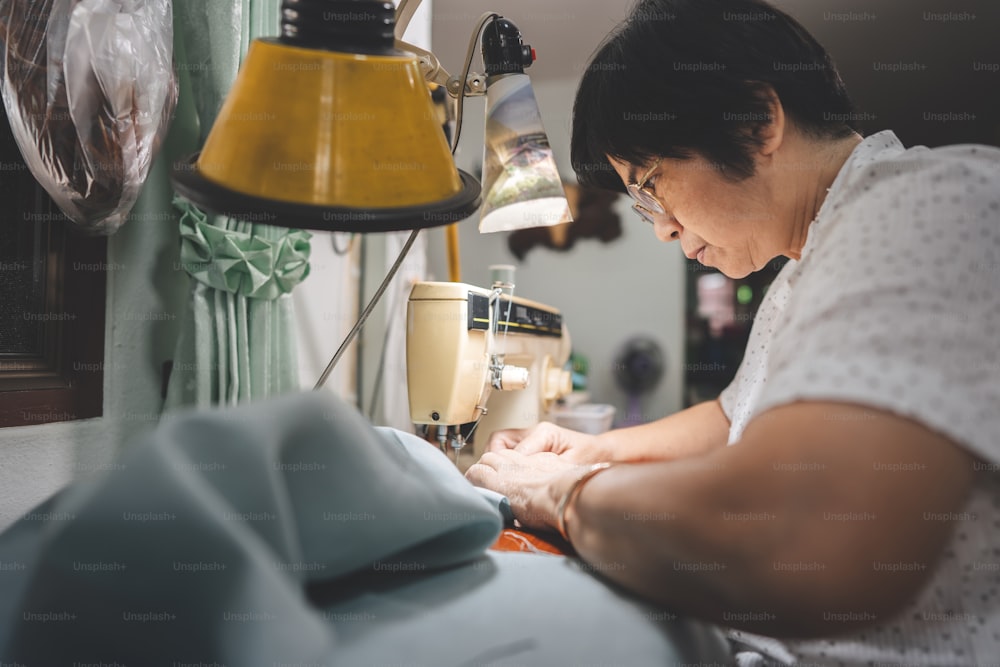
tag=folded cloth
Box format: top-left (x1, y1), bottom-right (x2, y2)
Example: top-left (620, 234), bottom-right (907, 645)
top-left (0, 390), bottom-right (502, 665)
top-left (476, 486), bottom-right (515, 523)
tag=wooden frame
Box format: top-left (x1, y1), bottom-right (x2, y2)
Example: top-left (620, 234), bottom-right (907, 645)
top-left (0, 109), bottom-right (106, 427)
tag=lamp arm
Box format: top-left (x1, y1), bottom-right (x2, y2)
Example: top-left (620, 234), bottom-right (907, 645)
top-left (393, 38), bottom-right (490, 100)
top-left (394, 38), bottom-right (454, 89)
top-left (394, 0), bottom-right (421, 39)
top-left (394, 11), bottom-right (497, 155)
top-left (445, 11), bottom-right (498, 152)
top-left (453, 12), bottom-right (499, 98)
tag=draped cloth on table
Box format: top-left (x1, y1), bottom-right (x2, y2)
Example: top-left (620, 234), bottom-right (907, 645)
top-left (0, 391), bottom-right (734, 666)
top-left (0, 391), bottom-right (503, 663)
top-left (165, 0), bottom-right (310, 409)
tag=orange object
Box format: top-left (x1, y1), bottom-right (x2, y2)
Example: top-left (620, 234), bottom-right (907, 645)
top-left (445, 223), bottom-right (461, 282)
top-left (490, 528), bottom-right (572, 556)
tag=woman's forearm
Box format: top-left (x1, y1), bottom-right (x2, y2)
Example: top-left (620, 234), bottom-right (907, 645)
top-left (559, 402), bottom-right (974, 637)
top-left (562, 451), bottom-right (764, 628)
top-left (597, 399), bottom-right (730, 463)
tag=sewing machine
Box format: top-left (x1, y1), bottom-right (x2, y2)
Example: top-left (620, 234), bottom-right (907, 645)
top-left (406, 281), bottom-right (573, 461)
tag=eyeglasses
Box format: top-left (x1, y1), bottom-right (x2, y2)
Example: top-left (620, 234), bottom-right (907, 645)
top-left (626, 159), bottom-right (665, 225)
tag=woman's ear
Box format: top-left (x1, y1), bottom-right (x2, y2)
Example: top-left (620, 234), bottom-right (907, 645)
top-left (755, 84), bottom-right (786, 157)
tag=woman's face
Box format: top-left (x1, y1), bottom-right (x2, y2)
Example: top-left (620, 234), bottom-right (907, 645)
top-left (609, 153), bottom-right (781, 279)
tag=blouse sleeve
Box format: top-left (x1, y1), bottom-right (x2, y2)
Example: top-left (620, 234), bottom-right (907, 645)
top-left (752, 146), bottom-right (1000, 464)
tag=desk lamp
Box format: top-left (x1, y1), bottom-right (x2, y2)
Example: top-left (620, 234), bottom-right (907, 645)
top-left (171, 0), bottom-right (571, 386)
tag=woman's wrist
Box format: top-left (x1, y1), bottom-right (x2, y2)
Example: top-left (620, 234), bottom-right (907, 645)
top-left (595, 426), bottom-right (660, 462)
top-left (555, 462), bottom-right (616, 543)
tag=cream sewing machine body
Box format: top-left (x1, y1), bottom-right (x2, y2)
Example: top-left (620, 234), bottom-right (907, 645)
top-left (406, 281), bottom-right (572, 459)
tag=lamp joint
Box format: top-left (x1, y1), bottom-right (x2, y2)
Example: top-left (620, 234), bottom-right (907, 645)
top-left (447, 73), bottom-right (487, 98)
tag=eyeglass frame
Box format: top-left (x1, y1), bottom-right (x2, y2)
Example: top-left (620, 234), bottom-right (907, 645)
top-left (626, 158), bottom-right (665, 225)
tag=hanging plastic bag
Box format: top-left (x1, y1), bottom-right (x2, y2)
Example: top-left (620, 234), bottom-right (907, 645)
top-left (0, 0), bottom-right (177, 234)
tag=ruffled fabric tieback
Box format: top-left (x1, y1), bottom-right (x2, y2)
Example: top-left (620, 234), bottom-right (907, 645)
top-left (174, 196), bottom-right (312, 299)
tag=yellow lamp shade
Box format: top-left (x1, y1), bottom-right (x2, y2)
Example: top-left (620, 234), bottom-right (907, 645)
top-left (173, 32), bottom-right (480, 231)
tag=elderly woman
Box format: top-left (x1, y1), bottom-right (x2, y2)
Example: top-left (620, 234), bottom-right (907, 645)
top-left (466, 0), bottom-right (1000, 664)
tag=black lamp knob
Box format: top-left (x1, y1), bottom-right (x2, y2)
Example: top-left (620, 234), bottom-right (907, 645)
top-left (280, 0), bottom-right (396, 54)
top-left (482, 17), bottom-right (535, 78)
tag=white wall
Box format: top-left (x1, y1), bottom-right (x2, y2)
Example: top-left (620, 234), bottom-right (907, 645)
top-left (293, 232), bottom-right (361, 400)
top-left (423, 78), bottom-right (687, 423)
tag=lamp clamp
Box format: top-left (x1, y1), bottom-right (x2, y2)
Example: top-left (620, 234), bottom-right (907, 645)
top-left (396, 10), bottom-right (534, 100)
top-left (396, 38), bottom-right (489, 98)
top-left (448, 73), bottom-right (488, 98)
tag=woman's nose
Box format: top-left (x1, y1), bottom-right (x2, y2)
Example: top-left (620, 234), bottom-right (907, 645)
top-left (654, 216), bottom-right (682, 242)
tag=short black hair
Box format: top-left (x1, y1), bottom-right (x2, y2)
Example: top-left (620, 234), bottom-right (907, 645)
top-left (571, 0), bottom-right (858, 190)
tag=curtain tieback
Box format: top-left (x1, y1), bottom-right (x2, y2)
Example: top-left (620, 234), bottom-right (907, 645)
top-left (174, 197), bottom-right (311, 299)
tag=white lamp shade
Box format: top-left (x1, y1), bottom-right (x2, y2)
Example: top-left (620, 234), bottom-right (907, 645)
top-left (479, 73), bottom-right (573, 233)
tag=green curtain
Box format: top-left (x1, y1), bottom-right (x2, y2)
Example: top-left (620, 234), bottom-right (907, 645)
top-left (165, 0), bottom-right (311, 409)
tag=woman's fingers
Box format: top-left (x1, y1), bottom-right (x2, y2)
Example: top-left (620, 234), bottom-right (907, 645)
top-left (466, 450), bottom-right (576, 531)
top-left (515, 423), bottom-right (568, 455)
top-left (464, 457), bottom-right (498, 489)
top-left (485, 427), bottom-right (531, 453)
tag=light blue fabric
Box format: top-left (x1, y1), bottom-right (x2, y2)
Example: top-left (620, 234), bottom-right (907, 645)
top-left (0, 391), bottom-right (502, 664)
top-left (0, 391), bottom-right (734, 665)
top-left (477, 486), bottom-right (516, 523)
top-left (317, 549), bottom-right (735, 667)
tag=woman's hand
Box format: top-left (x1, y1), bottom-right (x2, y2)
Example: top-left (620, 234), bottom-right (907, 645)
top-left (484, 421), bottom-right (614, 464)
top-left (466, 449), bottom-right (583, 532)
